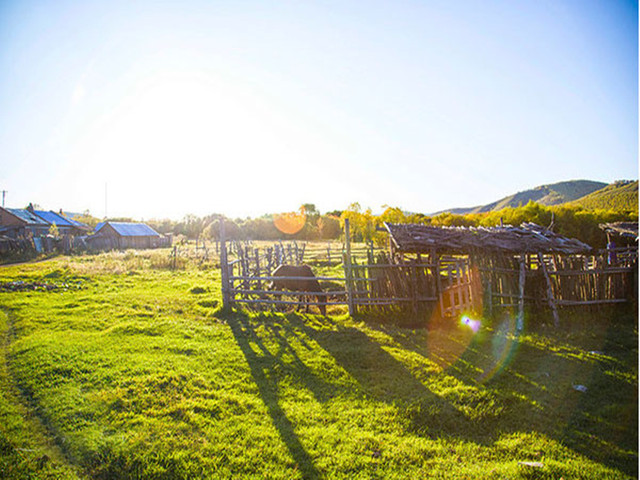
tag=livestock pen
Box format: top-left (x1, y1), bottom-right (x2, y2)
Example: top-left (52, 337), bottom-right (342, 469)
top-left (218, 220), bottom-right (638, 322)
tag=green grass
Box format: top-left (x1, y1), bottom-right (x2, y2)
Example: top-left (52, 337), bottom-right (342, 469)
top-left (0, 251), bottom-right (637, 478)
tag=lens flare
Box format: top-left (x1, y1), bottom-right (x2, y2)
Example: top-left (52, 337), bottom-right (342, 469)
top-left (273, 211), bottom-right (306, 235)
top-left (460, 314), bottom-right (481, 333)
top-left (478, 312), bottom-right (523, 383)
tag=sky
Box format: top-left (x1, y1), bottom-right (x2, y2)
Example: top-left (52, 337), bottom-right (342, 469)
top-left (0, 0), bottom-right (637, 220)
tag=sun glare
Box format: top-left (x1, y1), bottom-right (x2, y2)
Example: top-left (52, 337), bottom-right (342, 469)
top-left (273, 211), bottom-right (307, 235)
top-left (71, 70), bottom-right (325, 216)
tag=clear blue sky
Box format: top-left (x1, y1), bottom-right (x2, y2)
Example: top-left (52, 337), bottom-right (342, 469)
top-left (0, 0), bottom-right (637, 219)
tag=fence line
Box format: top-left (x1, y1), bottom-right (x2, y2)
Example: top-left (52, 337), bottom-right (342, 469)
top-left (219, 221), bottom-right (637, 319)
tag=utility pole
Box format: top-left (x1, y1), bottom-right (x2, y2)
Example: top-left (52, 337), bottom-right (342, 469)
top-left (1, 190), bottom-right (6, 208)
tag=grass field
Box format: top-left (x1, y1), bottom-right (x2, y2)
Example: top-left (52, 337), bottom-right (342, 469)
top-left (0, 249), bottom-right (637, 479)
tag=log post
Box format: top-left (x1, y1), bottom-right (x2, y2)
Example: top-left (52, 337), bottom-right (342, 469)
top-left (220, 219), bottom-right (231, 310)
top-left (518, 254), bottom-right (526, 327)
top-left (344, 219), bottom-right (356, 316)
top-left (487, 273), bottom-right (493, 318)
top-left (254, 248), bottom-right (261, 293)
top-left (436, 254), bottom-right (444, 317)
top-left (538, 253), bottom-right (559, 327)
top-left (411, 259), bottom-right (418, 314)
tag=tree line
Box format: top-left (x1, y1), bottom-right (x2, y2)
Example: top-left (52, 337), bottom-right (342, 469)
top-left (87, 201), bottom-right (636, 249)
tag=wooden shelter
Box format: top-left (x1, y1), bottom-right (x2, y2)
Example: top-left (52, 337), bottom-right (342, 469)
top-left (219, 220), bottom-right (636, 322)
top-left (382, 222), bottom-right (636, 323)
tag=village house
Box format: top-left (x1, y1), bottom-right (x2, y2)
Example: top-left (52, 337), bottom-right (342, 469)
top-left (0, 206), bottom-right (49, 237)
top-left (0, 204), bottom-right (90, 237)
top-left (89, 221), bottom-right (168, 249)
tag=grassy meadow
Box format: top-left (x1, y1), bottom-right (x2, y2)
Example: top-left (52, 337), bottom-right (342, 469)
top-left (0, 248), bottom-right (637, 479)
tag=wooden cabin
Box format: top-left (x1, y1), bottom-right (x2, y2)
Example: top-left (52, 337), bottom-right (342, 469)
top-left (90, 222), bottom-right (167, 249)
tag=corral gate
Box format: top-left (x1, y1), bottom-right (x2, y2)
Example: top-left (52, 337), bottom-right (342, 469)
top-left (219, 220), bottom-right (478, 318)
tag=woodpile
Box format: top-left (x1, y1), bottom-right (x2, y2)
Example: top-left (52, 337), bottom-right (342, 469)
top-left (384, 222), bottom-right (592, 255)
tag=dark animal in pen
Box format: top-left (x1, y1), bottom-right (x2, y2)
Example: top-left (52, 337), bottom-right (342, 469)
top-left (271, 264), bottom-right (327, 315)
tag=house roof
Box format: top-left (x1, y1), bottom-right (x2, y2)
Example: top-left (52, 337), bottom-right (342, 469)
top-left (96, 222), bottom-right (161, 237)
top-left (33, 210), bottom-right (75, 227)
top-left (5, 208), bottom-right (48, 225)
top-left (383, 222), bottom-right (593, 255)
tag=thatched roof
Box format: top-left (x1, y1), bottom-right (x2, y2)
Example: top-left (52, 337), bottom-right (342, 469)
top-left (599, 222), bottom-right (638, 240)
top-left (384, 222), bottom-right (592, 255)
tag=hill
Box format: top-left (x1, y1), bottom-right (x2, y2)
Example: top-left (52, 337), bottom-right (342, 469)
top-left (568, 180), bottom-right (638, 212)
top-left (434, 180), bottom-right (607, 215)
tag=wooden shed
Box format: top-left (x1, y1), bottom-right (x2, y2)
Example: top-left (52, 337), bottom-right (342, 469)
top-left (90, 222), bottom-right (166, 250)
top-left (380, 222), bottom-right (636, 322)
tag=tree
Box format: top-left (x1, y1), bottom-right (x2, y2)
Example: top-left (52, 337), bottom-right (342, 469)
top-left (48, 222), bottom-right (60, 238)
top-left (318, 215), bottom-right (341, 239)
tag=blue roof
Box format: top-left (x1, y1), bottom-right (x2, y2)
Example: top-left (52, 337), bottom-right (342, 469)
top-left (6, 208), bottom-right (47, 225)
top-left (33, 210), bottom-right (75, 227)
top-left (97, 222), bottom-right (160, 237)
top-left (57, 212), bottom-right (88, 228)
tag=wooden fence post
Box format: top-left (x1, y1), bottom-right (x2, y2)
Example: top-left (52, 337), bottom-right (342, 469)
top-left (436, 254), bottom-right (443, 316)
top-left (538, 253), bottom-right (559, 327)
top-left (220, 219), bottom-right (231, 310)
top-left (344, 219), bottom-right (356, 316)
top-left (254, 248), bottom-right (261, 293)
top-left (518, 255), bottom-right (526, 327)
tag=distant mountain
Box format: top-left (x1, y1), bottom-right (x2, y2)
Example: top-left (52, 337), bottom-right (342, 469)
top-left (568, 180), bottom-right (638, 212)
top-left (433, 180), bottom-right (608, 215)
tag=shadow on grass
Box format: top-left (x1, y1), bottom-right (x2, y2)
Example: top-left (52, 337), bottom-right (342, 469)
top-left (366, 310), bottom-right (639, 477)
top-left (227, 310), bottom-right (478, 442)
top-left (226, 307), bottom-right (637, 477)
top-left (226, 312), bottom-right (322, 480)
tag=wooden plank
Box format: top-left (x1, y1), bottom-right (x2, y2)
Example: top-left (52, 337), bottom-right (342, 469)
top-left (230, 289), bottom-right (348, 297)
top-left (352, 263), bottom-right (437, 269)
top-left (488, 274), bottom-right (493, 317)
top-left (344, 219), bottom-right (356, 316)
top-left (220, 219), bottom-right (231, 309)
top-left (518, 255), bottom-right (526, 321)
top-left (233, 298), bottom-right (346, 307)
top-left (436, 256), bottom-right (444, 316)
top-left (229, 275), bottom-right (351, 282)
top-left (546, 268), bottom-right (635, 275)
top-left (556, 298), bottom-right (628, 306)
top-left (354, 297), bottom-right (438, 306)
top-left (538, 252), bottom-right (559, 327)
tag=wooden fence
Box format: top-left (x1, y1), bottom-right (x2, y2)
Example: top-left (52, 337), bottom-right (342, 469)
top-left (220, 220), bottom-right (638, 320)
top-left (220, 220), bottom-right (484, 317)
top-left (476, 248), bottom-right (637, 325)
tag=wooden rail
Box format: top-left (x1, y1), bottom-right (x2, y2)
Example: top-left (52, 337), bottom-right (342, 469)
top-left (219, 220), bottom-right (637, 318)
